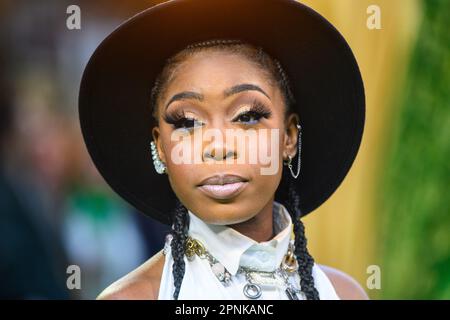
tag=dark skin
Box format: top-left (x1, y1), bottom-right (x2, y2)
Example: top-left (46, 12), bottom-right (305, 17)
top-left (152, 51), bottom-right (293, 234)
top-left (98, 50), bottom-right (369, 299)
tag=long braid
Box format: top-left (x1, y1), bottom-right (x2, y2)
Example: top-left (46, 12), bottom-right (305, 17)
top-left (284, 178), bottom-right (320, 300)
top-left (169, 199), bottom-right (189, 300)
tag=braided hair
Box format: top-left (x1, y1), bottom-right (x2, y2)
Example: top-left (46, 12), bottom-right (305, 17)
top-left (151, 39), bottom-right (319, 300)
top-left (283, 172), bottom-right (320, 300)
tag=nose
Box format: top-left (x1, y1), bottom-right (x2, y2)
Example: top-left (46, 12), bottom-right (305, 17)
top-left (203, 147), bottom-right (237, 161)
top-left (202, 132), bottom-right (237, 162)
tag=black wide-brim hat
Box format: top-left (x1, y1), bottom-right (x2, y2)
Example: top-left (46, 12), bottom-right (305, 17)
top-left (79, 0), bottom-right (365, 226)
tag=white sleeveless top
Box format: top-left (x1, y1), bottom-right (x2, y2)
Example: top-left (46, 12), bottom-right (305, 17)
top-left (158, 201), bottom-right (340, 300)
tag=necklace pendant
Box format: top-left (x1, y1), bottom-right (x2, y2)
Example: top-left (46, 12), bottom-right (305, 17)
top-left (211, 262), bottom-right (232, 286)
top-left (185, 236), bottom-right (206, 259)
top-left (285, 287), bottom-right (299, 300)
top-left (243, 283), bottom-right (262, 299)
top-left (282, 243), bottom-right (299, 273)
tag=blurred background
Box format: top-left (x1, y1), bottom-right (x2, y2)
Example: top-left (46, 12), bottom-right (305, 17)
top-left (0, 0), bottom-right (448, 299)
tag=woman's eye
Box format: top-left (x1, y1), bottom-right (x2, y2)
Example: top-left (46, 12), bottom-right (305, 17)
top-left (174, 117), bottom-right (204, 129)
top-left (232, 100), bottom-right (272, 125)
top-left (234, 111), bottom-right (264, 125)
top-left (163, 111), bottom-right (205, 131)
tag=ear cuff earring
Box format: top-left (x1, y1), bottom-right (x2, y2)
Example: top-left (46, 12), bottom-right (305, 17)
top-left (150, 141), bottom-right (167, 174)
top-left (284, 124), bottom-right (302, 179)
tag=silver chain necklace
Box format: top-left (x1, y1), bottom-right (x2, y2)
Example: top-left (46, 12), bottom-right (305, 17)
top-left (237, 261), bottom-right (303, 300)
top-left (183, 233), bottom-right (303, 300)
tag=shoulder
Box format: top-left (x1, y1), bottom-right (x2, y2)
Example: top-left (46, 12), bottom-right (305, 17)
top-left (318, 264), bottom-right (369, 300)
top-left (97, 249), bottom-right (165, 300)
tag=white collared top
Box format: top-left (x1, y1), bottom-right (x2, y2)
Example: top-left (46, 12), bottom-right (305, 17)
top-left (157, 201), bottom-right (340, 300)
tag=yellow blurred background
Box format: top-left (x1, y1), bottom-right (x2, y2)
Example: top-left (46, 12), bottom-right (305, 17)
top-left (301, 0), bottom-right (421, 298)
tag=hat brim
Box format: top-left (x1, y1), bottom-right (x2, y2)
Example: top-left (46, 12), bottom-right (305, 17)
top-left (79, 0), bottom-right (365, 225)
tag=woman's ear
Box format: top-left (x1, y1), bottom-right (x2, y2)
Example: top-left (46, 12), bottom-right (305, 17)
top-left (283, 113), bottom-right (300, 160)
top-left (151, 126), bottom-right (167, 164)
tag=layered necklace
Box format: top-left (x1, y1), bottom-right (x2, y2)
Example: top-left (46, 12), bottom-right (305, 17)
top-left (183, 228), bottom-right (304, 300)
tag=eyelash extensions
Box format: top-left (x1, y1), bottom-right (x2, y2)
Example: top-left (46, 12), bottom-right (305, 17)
top-left (232, 99), bottom-right (272, 124)
top-left (163, 99), bottom-right (273, 130)
top-left (163, 109), bottom-right (203, 130)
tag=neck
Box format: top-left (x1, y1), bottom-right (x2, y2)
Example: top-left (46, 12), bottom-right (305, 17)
top-left (227, 197), bottom-right (274, 243)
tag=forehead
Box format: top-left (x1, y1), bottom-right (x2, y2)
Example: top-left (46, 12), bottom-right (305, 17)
top-left (163, 50), bottom-right (276, 100)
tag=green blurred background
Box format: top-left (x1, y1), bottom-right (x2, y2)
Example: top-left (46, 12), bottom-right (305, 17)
top-left (378, 0), bottom-right (450, 299)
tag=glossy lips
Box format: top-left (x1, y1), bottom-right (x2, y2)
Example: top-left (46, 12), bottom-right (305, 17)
top-left (197, 174), bottom-right (249, 200)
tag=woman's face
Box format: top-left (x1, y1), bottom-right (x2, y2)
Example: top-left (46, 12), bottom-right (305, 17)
top-left (152, 50), bottom-right (299, 225)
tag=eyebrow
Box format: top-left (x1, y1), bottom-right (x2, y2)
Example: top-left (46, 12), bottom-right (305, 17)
top-left (165, 83), bottom-right (271, 110)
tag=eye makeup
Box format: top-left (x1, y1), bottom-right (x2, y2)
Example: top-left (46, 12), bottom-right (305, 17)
top-left (163, 98), bottom-right (273, 130)
top-left (231, 98), bottom-right (272, 124)
top-left (162, 109), bottom-right (204, 130)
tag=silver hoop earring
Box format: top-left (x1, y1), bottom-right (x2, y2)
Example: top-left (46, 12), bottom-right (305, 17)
top-left (150, 141), bottom-right (167, 174)
top-left (284, 124), bottom-right (302, 179)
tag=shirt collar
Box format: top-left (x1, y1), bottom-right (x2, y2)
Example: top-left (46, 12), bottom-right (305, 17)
top-left (187, 201), bottom-right (293, 275)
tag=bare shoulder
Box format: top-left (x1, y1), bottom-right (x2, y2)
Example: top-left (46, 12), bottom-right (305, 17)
top-left (318, 264), bottom-right (369, 300)
top-left (97, 249), bottom-right (165, 300)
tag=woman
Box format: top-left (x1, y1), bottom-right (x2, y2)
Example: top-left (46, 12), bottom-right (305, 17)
top-left (79, 0), bottom-right (368, 300)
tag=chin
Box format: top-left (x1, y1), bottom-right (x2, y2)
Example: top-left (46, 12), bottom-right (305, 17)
top-left (197, 203), bottom-right (256, 226)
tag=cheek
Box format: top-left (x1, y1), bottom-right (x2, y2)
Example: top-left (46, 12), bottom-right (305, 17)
top-left (247, 127), bottom-right (284, 202)
top-left (244, 130), bottom-right (283, 203)
top-left (260, 114), bottom-right (286, 160)
top-left (166, 163), bottom-right (197, 204)
top-left (158, 130), bottom-right (197, 198)
top-left (247, 127), bottom-right (284, 179)
top-left (256, 128), bottom-right (284, 159)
